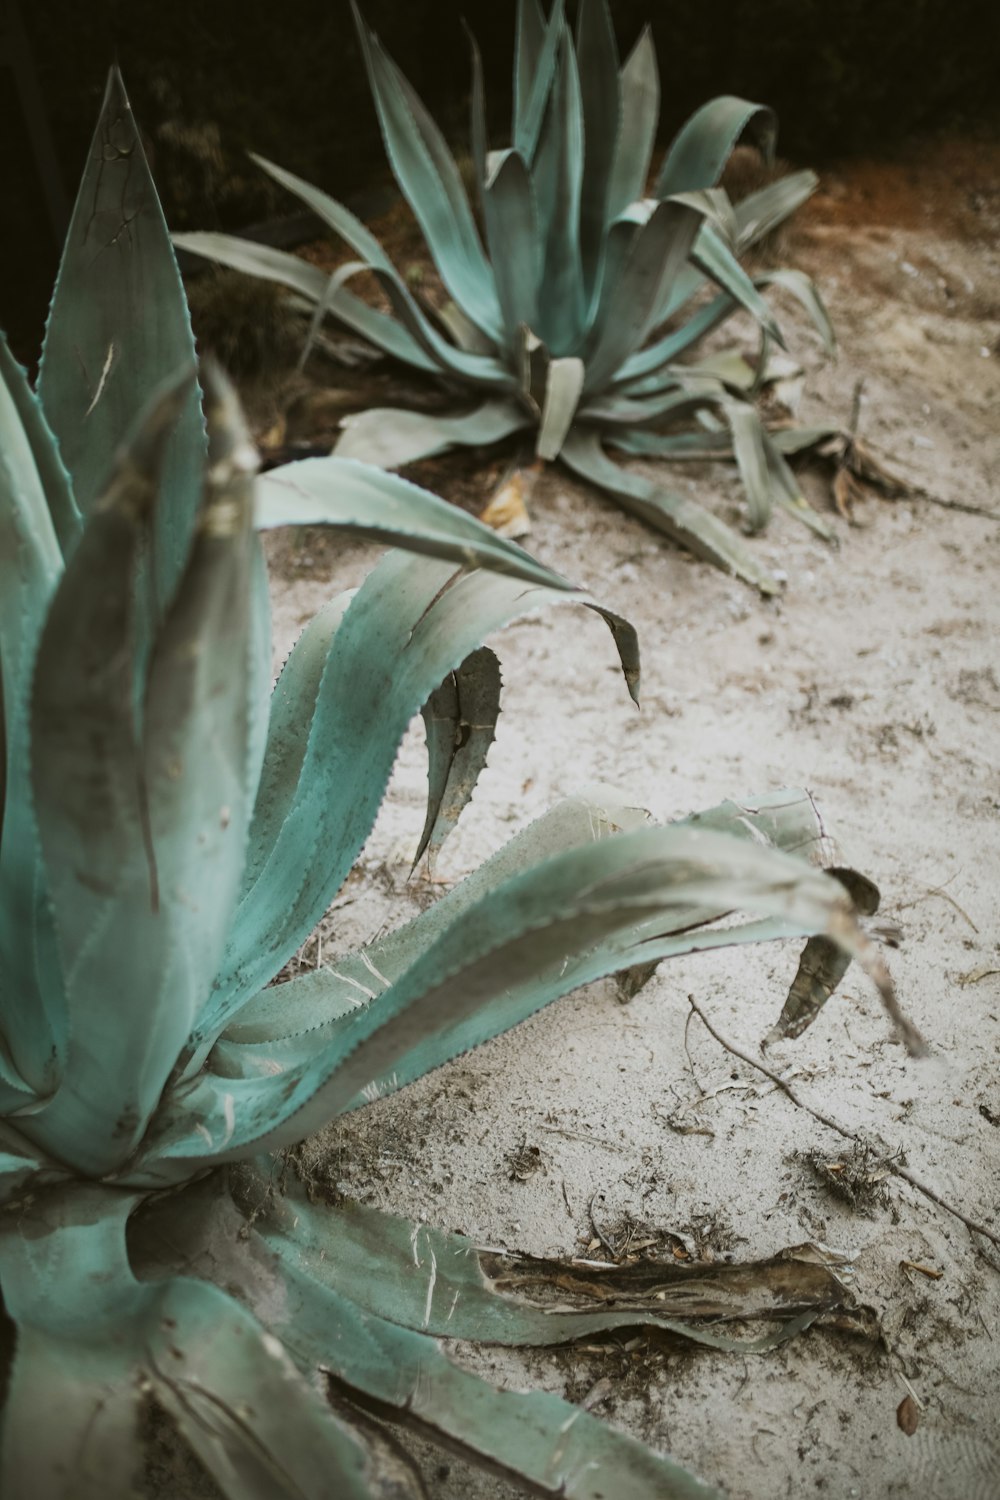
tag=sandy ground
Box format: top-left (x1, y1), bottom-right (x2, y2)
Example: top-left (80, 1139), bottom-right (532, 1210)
top-left (230, 136), bottom-right (1000, 1499)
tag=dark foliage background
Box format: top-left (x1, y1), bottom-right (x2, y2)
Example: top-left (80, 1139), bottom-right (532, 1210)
top-left (4, 0), bottom-right (996, 359)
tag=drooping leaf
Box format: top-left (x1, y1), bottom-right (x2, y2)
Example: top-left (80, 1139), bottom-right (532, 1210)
top-left (654, 95), bottom-right (777, 197)
top-left (173, 231), bottom-right (442, 375)
top-left (335, 397), bottom-right (530, 469)
top-left (755, 267), bottom-right (837, 356)
top-left (416, 646), bottom-right (502, 868)
top-left (247, 1214), bottom-right (725, 1500)
top-left (255, 454), bottom-right (566, 590)
top-left (144, 811), bottom-right (895, 1175)
top-left (251, 1177), bottom-right (853, 1354)
top-left (182, 550), bottom-right (638, 1068)
top-left (734, 168), bottom-right (818, 252)
top-left (561, 427), bottom-right (781, 593)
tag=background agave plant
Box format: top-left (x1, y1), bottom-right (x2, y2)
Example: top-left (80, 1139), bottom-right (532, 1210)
top-left (176, 0), bottom-right (839, 594)
top-left (0, 66), bottom-right (920, 1500)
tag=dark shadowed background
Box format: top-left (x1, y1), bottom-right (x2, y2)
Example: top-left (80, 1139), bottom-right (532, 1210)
top-left (3, 0), bottom-right (996, 361)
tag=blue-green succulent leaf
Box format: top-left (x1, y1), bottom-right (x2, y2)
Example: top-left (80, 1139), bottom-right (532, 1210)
top-left (351, 5), bottom-right (501, 336)
top-left (482, 150), bottom-right (542, 344)
top-left (209, 786), bottom-right (873, 1107)
top-left (248, 1216), bottom-right (725, 1500)
top-left (255, 455), bottom-right (562, 587)
top-left (37, 66), bottom-right (204, 610)
top-left (611, 289), bottom-right (736, 387)
top-left (607, 27), bottom-right (660, 219)
top-left (584, 199), bottom-right (706, 392)
top-left (561, 427), bottom-right (780, 593)
top-left (537, 355), bottom-right (585, 459)
top-left (0, 336), bottom-right (79, 560)
top-left (216, 786), bottom-right (648, 1054)
top-left (195, 549), bottom-right (637, 1054)
top-left (514, 0), bottom-right (567, 162)
top-left (532, 30), bottom-right (587, 354)
top-left (756, 267), bottom-right (837, 355)
top-left (0, 342), bottom-right (68, 1099)
top-left (335, 397), bottom-right (531, 469)
top-left (691, 224), bottom-right (784, 345)
top-left (144, 817), bottom-right (886, 1174)
top-left (654, 95), bottom-right (777, 197)
top-left (173, 230), bottom-right (442, 375)
top-left (256, 1183), bottom-right (841, 1356)
top-left (0, 1185), bottom-right (374, 1500)
top-left (575, 0), bottom-right (622, 299)
top-left (26, 371), bottom-right (255, 1174)
top-left (734, 168), bottom-right (818, 251)
top-left (416, 645), bottom-right (501, 867)
top-left (245, 157), bottom-right (510, 387)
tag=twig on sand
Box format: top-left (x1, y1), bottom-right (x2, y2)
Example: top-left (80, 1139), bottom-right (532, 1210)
top-left (686, 995), bottom-right (1000, 1254)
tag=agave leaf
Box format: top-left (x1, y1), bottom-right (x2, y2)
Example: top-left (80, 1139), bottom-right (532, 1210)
top-left (335, 397), bottom-right (530, 468)
top-left (537, 356), bottom-right (585, 459)
top-left (416, 646), bottom-right (501, 867)
top-left (0, 1185), bottom-right (374, 1500)
top-left (762, 436), bottom-right (838, 542)
top-left (251, 1180), bottom-right (845, 1356)
top-left (735, 168), bottom-right (819, 252)
top-left (561, 426), bottom-right (780, 593)
top-left (216, 786), bottom-right (649, 1053)
top-left (532, 29), bottom-right (587, 354)
top-left (655, 95), bottom-right (777, 197)
top-left (0, 344), bottom-right (68, 1098)
top-left (691, 224), bottom-right (784, 345)
top-left (211, 786), bottom-right (878, 1101)
top-left (0, 1327), bottom-right (147, 1500)
top-left (173, 231), bottom-right (442, 376)
top-left (255, 455), bottom-right (563, 589)
top-left (27, 371), bottom-right (256, 1173)
top-left (188, 550), bottom-right (638, 1061)
top-left (246, 156), bottom-right (509, 388)
top-left (514, 0), bottom-right (567, 162)
top-left (146, 812), bottom-right (891, 1174)
top-left (584, 200), bottom-right (707, 392)
top-left (612, 289), bottom-right (737, 387)
top-left (607, 26), bottom-right (660, 220)
top-left (575, 0), bottom-right (622, 300)
top-left (0, 336), bottom-right (79, 560)
top-left (482, 150), bottom-right (542, 344)
top-left (351, 5), bottom-right (501, 337)
top-left (240, 1219), bottom-right (723, 1500)
top-left (147, 1277), bottom-right (374, 1500)
top-left (0, 340), bottom-right (64, 714)
top-left (37, 67), bottom-right (204, 609)
top-left (755, 267), bottom-right (837, 356)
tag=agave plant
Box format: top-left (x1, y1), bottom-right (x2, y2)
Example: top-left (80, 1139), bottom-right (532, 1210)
top-left (176, 0), bottom-right (839, 594)
top-left (0, 66), bottom-right (921, 1500)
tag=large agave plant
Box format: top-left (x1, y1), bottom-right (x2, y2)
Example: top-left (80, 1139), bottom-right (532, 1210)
top-left (177, 0), bottom-right (838, 593)
top-left (0, 68), bottom-right (918, 1500)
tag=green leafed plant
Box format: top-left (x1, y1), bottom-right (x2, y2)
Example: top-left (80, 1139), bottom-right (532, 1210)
top-left (0, 66), bottom-right (920, 1500)
top-left (176, 0), bottom-right (839, 594)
